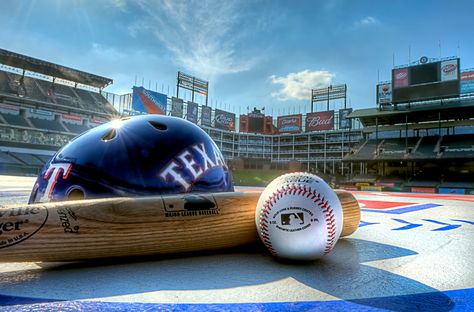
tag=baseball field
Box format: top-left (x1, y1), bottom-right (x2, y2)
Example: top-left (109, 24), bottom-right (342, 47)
top-left (1, 174), bottom-right (473, 310)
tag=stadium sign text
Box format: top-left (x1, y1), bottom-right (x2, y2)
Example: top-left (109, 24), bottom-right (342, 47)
top-left (307, 115), bottom-right (334, 127)
top-left (215, 114), bottom-right (233, 126)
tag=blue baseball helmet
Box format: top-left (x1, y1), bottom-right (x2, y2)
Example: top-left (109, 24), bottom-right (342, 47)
top-left (29, 115), bottom-right (234, 203)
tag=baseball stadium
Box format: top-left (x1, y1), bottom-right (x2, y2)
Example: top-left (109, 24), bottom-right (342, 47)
top-left (0, 49), bottom-right (473, 193)
top-left (0, 1), bottom-right (474, 311)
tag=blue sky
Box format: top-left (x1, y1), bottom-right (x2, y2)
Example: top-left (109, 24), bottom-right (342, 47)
top-left (1, 0), bottom-right (473, 116)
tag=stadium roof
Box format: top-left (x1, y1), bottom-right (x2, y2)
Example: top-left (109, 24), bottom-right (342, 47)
top-left (0, 49), bottom-right (112, 89)
top-left (349, 98), bottom-right (474, 127)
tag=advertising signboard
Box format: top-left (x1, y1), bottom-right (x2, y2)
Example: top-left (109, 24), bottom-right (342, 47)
top-left (440, 59), bottom-right (459, 81)
top-left (306, 111), bottom-right (334, 132)
top-left (171, 97), bottom-right (184, 117)
top-left (62, 114), bottom-right (82, 124)
top-left (201, 106), bottom-right (212, 127)
top-left (277, 114), bottom-right (302, 134)
top-left (339, 108), bottom-right (353, 129)
top-left (411, 187), bottom-right (436, 193)
top-left (438, 188), bottom-right (465, 194)
top-left (214, 109), bottom-right (235, 131)
top-left (377, 83), bottom-right (392, 104)
top-left (90, 117), bottom-right (108, 127)
top-left (132, 86), bottom-right (167, 115)
top-left (461, 71), bottom-right (474, 94)
top-left (393, 68), bottom-right (409, 89)
top-left (186, 101), bottom-right (198, 124)
top-left (29, 109), bottom-right (54, 120)
top-left (0, 103), bottom-right (19, 114)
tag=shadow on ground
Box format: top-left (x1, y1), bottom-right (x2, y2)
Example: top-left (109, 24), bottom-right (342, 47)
top-left (0, 238), bottom-right (455, 311)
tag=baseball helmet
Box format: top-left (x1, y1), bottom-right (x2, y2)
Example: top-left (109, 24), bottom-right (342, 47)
top-left (29, 115), bottom-right (234, 203)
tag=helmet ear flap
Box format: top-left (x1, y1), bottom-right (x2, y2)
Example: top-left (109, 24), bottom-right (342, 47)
top-left (28, 183), bottom-right (39, 204)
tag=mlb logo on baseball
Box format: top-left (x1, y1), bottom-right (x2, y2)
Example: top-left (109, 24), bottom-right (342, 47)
top-left (281, 212), bottom-right (305, 226)
top-left (256, 173), bottom-right (344, 260)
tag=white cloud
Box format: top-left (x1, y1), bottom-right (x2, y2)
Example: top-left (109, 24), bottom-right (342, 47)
top-left (354, 16), bottom-right (380, 28)
top-left (270, 70), bottom-right (334, 101)
top-left (126, 0), bottom-right (253, 80)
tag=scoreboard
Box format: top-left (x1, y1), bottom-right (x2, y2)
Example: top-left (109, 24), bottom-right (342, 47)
top-left (248, 115), bottom-right (264, 133)
top-left (391, 58), bottom-right (460, 104)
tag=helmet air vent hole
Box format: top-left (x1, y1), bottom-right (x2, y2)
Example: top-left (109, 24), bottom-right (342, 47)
top-left (68, 189), bottom-right (85, 201)
top-left (102, 129), bottom-right (117, 142)
top-left (149, 121), bottom-right (167, 131)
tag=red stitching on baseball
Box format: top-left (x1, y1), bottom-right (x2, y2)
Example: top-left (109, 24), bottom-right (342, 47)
top-left (257, 182), bottom-right (337, 257)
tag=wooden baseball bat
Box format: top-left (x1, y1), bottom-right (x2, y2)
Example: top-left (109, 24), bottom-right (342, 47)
top-left (0, 190), bottom-right (360, 262)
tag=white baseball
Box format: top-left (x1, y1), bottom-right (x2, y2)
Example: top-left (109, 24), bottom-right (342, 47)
top-left (255, 172), bottom-right (343, 260)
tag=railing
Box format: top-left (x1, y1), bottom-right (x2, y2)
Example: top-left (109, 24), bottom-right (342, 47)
top-left (0, 125), bottom-right (72, 147)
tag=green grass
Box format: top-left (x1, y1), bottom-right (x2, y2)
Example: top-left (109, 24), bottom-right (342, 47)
top-left (231, 169), bottom-right (290, 186)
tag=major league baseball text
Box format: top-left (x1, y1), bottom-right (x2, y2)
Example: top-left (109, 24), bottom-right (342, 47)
top-left (256, 173), bottom-right (343, 260)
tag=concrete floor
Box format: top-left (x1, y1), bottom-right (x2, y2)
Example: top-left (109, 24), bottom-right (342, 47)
top-left (0, 176), bottom-right (473, 311)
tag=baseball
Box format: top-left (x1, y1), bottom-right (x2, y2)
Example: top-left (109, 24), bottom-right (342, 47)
top-left (255, 172), bottom-right (343, 260)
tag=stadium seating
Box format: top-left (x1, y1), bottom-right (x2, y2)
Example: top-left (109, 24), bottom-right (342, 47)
top-left (8, 152), bottom-right (44, 166)
top-left (62, 123), bottom-right (90, 134)
top-left (411, 136), bottom-right (439, 159)
top-left (440, 134), bottom-right (474, 158)
top-left (0, 151), bottom-right (24, 165)
top-left (441, 134), bottom-right (474, 150)
top-left (0, 59), bottom-right (117, 175)
top-left (51, 82), bottom-right (77, 98)
top-left (73, 87), bottom-right (117, 114)
top-left (377, 137), bottom-right (419, 160)
top-left (350, 173), bottom-right (377, 183)
top-left (0, 71), bottom-right (49, 102)
top-left (33, 78), bottom-right (55, 95)
top-left (404, 180), bottom-right (438, 188)
top-left (0, 149), bottom-right (54, 176)
top-left (1, 107), bottom-right (95, 135)
top-left (344, 139), bottom-right (377, 160)
top-left (0, 112), bottom-right (31, 128)
top-left (23, 76), bottom-right (50, 102)
top-left (34, 154), bottom-right (52, 164)
top-left (0, 69), bottom-right (117, 116)
top-left (344, 135), bottom-right (473, 161)
top-left (439, 181), bottom-right (474, 189)
top-left (74, 87), bottom-right (97, 103)
top-left (0, 71), bottom-right (17, 94)
top-left (28, 117), bottom-right (67, 132)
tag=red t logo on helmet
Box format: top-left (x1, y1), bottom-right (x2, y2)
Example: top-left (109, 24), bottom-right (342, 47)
top-left (39, 163), bottom-right (72, 202)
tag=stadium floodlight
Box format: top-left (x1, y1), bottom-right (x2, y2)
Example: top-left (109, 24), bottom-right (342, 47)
top-left (176, 72), bottom-right (209, 106)
top-left (311, 84), bottom-right (347, 112)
